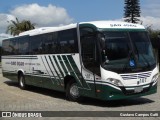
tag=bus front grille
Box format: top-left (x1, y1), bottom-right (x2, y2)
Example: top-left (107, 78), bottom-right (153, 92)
top-left (120, 71), bottom-right (152, 80)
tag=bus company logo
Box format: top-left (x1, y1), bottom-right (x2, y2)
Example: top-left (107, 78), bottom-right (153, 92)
top-left (2, 112), bottom-right (11, 117)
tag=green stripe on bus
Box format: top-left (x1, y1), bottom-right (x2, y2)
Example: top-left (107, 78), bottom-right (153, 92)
top-left (53, 56), bottom-right (64, 77)
top-left (62, 55), bottom-right (82, 86)
top-left (67, 55), bottom-right (81, 73)
top-left (45, 56), bottom-right (59, 84)
top-left (57, 55), bottom-right (68, 75)
top-left (48, 55), bottom-right (62, 84)
top-left (62, 55), bottom-right (73, 72)
top-left (67, 55), bottom-right (90, 89)
top-left (41, 56), bottom-right (55, 85)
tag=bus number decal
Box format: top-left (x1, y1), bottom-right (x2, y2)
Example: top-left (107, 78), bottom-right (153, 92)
top-left (137, 78), bottom-right (147, 85)
top-left (85, 74), bottom-right (91, 79)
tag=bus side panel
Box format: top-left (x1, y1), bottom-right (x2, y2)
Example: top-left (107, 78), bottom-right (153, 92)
top-left (27, 55), bottom-right (64, 91)
top-left (78, 82), bottom-right (97, 99)
top-left (2, 56), bottom-right (18, 82)
top-left (25, 75), bottom-right (64, 91)
top-left (67, 54), bottom-right (98, 98)
top-left (42, 77), bottom-right (64, 91)
top-left (2, 72), bottom-right (18, 82)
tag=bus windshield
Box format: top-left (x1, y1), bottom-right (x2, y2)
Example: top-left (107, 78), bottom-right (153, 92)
top-left (100, 31), bottom-right (156, 73)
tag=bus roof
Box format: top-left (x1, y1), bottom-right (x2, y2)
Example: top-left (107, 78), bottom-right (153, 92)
top-left (80, 21), bottom-right (145, 29)
top-left (19, 21), bottom-right (145, 36)
top-left (19, 23), bottom-right (77, 36)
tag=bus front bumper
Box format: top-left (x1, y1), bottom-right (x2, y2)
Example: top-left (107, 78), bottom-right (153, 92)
top-left (98, 81), bottom-right (157, 101)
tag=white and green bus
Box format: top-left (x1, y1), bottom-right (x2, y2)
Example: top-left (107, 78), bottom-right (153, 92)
top-left (2, 21), bottom-right (158, 101)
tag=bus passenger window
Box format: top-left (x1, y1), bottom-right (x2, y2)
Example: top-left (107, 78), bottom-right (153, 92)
top-left (2, 40), bottom-right (11, 55)
top-left (19, 36), bottom-right (29, 55)
top-left (58, 28), bottom-right (78, 53)
top-left (9, 39), bottom-right (19, 55)
top-left (30, 35), bottom-right (43, 55)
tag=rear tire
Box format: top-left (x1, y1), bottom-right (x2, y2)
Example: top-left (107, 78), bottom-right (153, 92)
top-left (66, 80), bottom-right (80, 101)
top-left (19, 74), bottom-right (26, 89)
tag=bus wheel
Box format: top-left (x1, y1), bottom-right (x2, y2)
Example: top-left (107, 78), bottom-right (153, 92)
top-left (66, 80), bottom-right (80, 101)
top-left (19, 74), bottom-right (26, 89)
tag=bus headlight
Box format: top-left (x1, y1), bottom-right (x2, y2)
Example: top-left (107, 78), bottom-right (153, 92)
top-left (106, 78), bottom-right (123, 86)
top-left (151, 73), bottom-right (159, 82)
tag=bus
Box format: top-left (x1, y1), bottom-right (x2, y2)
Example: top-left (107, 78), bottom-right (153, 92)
top-left (2, 21), bottom-right (158, 101)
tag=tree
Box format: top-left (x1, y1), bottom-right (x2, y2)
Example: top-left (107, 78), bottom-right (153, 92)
top-left (6, 18), bottom-right (35, 36)
top-left (146, 26), bottom-right (160, 49)
top-left (124, 0), bottom-right (141, 23)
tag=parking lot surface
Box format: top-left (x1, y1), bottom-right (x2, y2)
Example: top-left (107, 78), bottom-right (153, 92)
top-left (0, 68), bottom-right (160, 120)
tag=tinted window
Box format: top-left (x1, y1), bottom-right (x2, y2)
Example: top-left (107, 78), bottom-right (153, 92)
top-left (52, 32), bottom-right (59, 53)
top-left (130, 32), bottom-right (152, 55)
top-left (19, 36), bottom-right (29, 55)
top-left (9, 38), bottom-right (19, 55)
top-left (2, 36), bottom-right (30, 55)
top-left (41, 32), bottom-right (58, 54)
top-left (80, 27), bottom-right (100, 75)
top-left (129, 32), bottom-right (156, 69)
top-left (29, 28), bottom-right (78, 54)
top-left (80, 27), bottom-right (96, 63)
top-left (2, 40), bottom-right (11, 55)
top-left (3, 29), bottom-right (78, 55)
top-left (30, 35), bottom-right (43, 54)
top-left (104, 32), bottom-right (130, 60)
top-left (58, 29), bottom-right (78, 53)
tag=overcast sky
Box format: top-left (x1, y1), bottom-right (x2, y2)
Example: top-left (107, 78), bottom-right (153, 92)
top-left (0, 0), bottom-right (160, 39)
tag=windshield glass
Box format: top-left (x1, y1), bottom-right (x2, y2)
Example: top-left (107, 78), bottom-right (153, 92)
top-left (130, 32), bottom-right (155, 69)
top-left (101, 31), bottom-right (156, 73)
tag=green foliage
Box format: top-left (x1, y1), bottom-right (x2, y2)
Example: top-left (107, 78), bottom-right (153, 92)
top-left (146, 26), bottom-right (160, 39)
top-left (6, 18), bottom-right (36, 36)
top-left (147, 26), bottom-right (160, 49)
top-left (124, 0), bottom-right (141, 23)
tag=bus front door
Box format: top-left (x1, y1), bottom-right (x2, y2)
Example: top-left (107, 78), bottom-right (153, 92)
top-left (80, 30), bottom-right (101, 97)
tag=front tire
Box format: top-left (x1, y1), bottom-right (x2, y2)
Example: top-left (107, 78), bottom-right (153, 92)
top-left (19, 74), bottom-right (26, 89)
top-left (66, 80), bottom-right (80, 101)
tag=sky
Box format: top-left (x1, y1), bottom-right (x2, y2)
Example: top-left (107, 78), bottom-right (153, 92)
top-left (0, 0), bottom-right (160, 45)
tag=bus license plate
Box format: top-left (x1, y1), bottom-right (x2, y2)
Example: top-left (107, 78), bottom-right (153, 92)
top-left (134, 86), bottom-right (143, 93)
